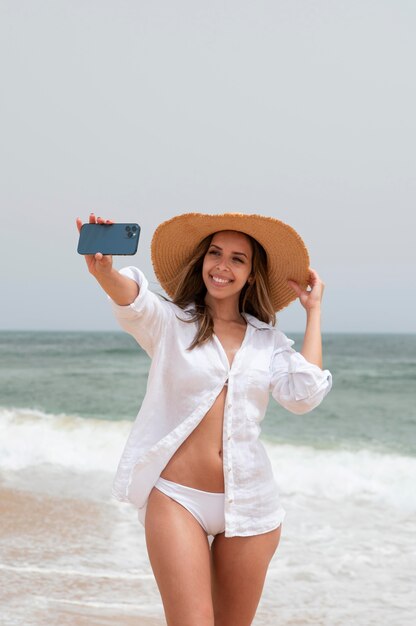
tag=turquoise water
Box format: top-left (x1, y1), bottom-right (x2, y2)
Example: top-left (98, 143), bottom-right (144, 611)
top-left (1, 330), bottom-right (415, 456)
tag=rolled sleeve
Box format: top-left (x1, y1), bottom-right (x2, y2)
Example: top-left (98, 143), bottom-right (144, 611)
top-left (107, 266), bottom-right (172, 357)
top-left (270, 334), bottom-right (332, 415)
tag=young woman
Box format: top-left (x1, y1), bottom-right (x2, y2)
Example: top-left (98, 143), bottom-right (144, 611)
top-left (76, 211), bottom-right (332, 626)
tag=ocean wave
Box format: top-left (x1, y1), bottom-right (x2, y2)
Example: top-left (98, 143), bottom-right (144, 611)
top-left (268, 442), bottom-right (416, 514)
top-left (1, 407), bottom-right (415, 514)
top-left (0, 407), bottom-right (131, 473)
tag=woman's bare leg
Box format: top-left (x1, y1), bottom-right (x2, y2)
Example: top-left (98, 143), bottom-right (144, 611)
top-left (145, 487), bottom-right (215, 626)
top-left (210, 525), bottom-right (282, 626)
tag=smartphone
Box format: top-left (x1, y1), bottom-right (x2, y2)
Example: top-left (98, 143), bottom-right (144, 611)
top-left (77, 223), bottom-right (141, 256)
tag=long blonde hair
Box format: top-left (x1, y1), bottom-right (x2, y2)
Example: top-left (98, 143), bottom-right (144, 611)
top-left (168, 232), bottom-right (276, 349)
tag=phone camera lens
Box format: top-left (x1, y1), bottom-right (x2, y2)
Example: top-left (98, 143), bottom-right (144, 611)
top-left (132, 225), bottom-right (137, 232)
top-left (127, 231), bottom-right (133, 238)
top-left (125, 225), bottom-right (131, 231)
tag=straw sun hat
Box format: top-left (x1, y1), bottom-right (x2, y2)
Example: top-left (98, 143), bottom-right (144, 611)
top-left (151, 212), bottom-right (310, 313)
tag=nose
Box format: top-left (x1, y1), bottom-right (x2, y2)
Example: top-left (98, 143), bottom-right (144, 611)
top-left (215, 260), bottom-right (230, 272)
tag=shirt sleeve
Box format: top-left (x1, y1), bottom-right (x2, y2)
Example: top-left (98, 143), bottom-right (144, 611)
top-left (270, 331), bottom-right (333, 415)
top-left (107, 266), bottom-right (173, 357)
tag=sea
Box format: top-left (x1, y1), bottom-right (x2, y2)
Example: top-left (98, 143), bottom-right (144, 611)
top-left (0, 330), bottom-right (415, 626)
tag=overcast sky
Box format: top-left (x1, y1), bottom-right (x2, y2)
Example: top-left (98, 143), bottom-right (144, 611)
top-left (1, 0), bottom-right (415, 333)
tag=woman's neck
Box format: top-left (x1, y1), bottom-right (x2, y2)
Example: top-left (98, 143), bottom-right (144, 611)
top-left (204, 294), bottom-right (244, 323)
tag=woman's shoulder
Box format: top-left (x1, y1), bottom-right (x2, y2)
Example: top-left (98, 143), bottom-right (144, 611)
top-left (116, 266), bottom-right (186, 316)
top-left (243, 312), bottom-right (274, 331)
top-left (243, 313), bottom-right (295, 350)
top-left (155, 297), bottom-right (198, 323)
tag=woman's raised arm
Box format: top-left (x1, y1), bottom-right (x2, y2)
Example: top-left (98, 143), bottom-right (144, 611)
top-left (287, 267), bottom-right (325, 369)
top-left (76, 212), bottom-right (139, 306)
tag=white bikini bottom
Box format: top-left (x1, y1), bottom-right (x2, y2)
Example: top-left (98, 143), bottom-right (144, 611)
top-left (154, 476), bottom-right (226, 538)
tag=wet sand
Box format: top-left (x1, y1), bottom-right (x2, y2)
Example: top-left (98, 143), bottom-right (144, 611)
top-left (0, 483), bottom-right (166, 626)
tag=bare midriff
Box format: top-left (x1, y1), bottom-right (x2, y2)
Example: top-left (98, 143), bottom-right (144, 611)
top-left (160, 319), bottom-right (247, 494)
top-left (160, 384), bottom-right (227, 493)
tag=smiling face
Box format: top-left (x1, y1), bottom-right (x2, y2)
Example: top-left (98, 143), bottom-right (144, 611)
top-left (202, 230), bottom-right (254, 304)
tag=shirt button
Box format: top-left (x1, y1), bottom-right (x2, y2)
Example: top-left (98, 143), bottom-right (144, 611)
top-left (228, 466), bottom-right (231, 472)
top-left (227, 403), bottom-right (232, 409)
top-left (227, 435), bottom-right (231, 440)
top-left (228, 497), bottom-right (233, 503)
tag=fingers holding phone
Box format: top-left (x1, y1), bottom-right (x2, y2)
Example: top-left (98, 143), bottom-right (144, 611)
top-left (76, 212), bottom-right (115, 234)
top-left (76, 212), bottom-right (115, 278)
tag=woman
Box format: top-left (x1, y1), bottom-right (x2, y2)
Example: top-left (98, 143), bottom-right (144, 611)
top-left (76, 211), bottom-right (332, 626)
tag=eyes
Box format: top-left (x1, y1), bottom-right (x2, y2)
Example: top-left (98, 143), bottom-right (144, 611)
top-left (208, 249), bottom-right (244, 263)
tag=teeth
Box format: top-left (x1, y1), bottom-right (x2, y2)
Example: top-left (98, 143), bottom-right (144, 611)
top-left (211, 275), bottom-right (231, 284)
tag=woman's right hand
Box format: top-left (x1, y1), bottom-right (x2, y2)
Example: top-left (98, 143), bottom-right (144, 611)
top-left (76, 212), bottom-right (140, 305)
top-left (76, 212), bottom-right (114, 278)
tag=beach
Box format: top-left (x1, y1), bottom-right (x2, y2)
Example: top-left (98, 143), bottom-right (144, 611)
top-left (0, 476), bottom-right (166, 626)
top-left (1, 331), bottom-right (415, 625)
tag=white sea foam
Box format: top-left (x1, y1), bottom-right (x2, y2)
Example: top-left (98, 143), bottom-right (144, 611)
top-left (266, 441), bottom-right (416, 514)
top-left (0, 407), bottom-right (131, 472)
top-left (1, 407), bottom-right (415, 516)
top-left (0, 562), bottom-right (153, 580)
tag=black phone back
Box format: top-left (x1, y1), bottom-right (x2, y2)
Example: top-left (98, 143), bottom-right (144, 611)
top-left (77, 223), bottom-right (140, 255)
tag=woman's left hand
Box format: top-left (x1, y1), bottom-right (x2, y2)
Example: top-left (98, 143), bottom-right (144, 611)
top-left (287, 268), bottom-right (325, 312)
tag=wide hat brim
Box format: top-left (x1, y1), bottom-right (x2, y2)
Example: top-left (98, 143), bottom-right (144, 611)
top-left (151, 212), bottom-right (310, 313)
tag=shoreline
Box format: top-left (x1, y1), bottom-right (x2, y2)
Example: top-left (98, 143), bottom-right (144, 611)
top-left (0, 484), bottom-right (166, 626)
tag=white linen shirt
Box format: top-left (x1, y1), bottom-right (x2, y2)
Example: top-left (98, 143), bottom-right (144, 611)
top-left (108, 266), bottom-right (333, 537)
